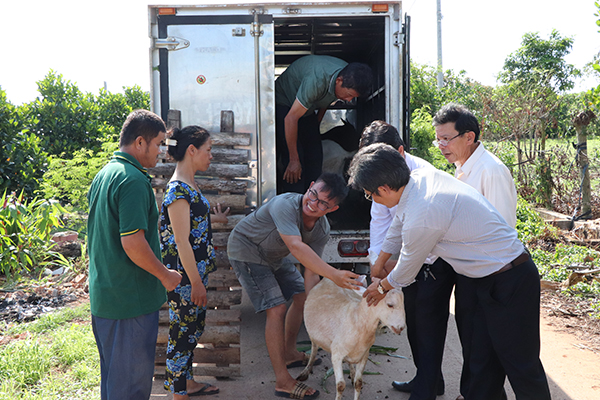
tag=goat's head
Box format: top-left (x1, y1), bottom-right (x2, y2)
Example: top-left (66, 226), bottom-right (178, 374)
top-left (377, 288), bottom-right (405, 334)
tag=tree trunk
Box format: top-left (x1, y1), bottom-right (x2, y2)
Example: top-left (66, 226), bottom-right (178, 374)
top-left (573, 110), bottom-right (596, 220)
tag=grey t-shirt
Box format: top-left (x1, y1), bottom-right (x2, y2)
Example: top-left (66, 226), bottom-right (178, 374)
top-left (227, 193), bottom-right (330, 267)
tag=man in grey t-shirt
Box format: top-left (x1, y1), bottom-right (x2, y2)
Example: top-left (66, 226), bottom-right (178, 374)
top-left (228, 172), bottom-right (360, 400)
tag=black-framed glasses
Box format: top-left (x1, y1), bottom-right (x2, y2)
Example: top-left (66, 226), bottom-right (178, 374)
top-left (364, 190), bottom-right (373, 201)
top-left (307, 188), bottom-right (332, 211)
top-left (432, 131), bottom-right (468, 148)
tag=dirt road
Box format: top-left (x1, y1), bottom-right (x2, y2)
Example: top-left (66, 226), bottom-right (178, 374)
top-left (151, 290), bottom-right (600, 400)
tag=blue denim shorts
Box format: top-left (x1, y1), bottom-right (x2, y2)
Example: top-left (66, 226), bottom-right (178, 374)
top-left (230, 259), bottom-right (305, 313)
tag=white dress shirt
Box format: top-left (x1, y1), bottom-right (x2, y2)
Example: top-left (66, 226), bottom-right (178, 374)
top-left (455, 142), bottom-right (517, 228)
top-left (382, 167), bottom-right (524, 287)
top-left (368, 152), bottom-right (435, 265)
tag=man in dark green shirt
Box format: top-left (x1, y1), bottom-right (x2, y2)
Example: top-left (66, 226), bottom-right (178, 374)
top-left (87, 109), bottom-right (181, 400)
top-left (275, 55), bottom-right (372, 193)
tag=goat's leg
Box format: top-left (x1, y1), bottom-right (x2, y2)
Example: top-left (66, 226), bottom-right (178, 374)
top-left (352, 354), bottom-right (369, 400)
top-left (331, 352), bottom-right (346, 400)
top-left (297, 341), bottom-right (319, 381)
top-left (348, 362), bottom-right (356, 382)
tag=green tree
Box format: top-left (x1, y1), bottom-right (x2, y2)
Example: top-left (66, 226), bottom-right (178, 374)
top-left (499, 29), bottom-right (580, 93)
top-left (410, 62), bottom-right (491, 119)
top-left (0, 87), bottom-right (48, 197)
top-left (21, 71), bottom-right (108, 157)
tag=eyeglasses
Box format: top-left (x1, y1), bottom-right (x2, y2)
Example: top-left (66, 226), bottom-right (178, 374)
top-left (307, 188), bottom-right (332, 211)
top-left (432, 131), bottom-right (467, 148)
top-left (364, 190), bottom-right (373, 201)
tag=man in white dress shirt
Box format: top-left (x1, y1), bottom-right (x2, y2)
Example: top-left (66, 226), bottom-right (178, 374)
top-left (359, 121), bottom-right (449, 399)
top-left (432, 103), bottom-right (518, 400)
top-left (349, 144), bottom-right (551, 400)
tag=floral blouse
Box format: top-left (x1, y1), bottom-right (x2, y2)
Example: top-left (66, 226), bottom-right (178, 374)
top-left (159, 181), bottom-right (216, 279)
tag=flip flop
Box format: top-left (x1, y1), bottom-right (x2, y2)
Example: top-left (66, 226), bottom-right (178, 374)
top-left (275, 381), bottom-right (320, 399)
top-left (286, 355), bottom-right (323, 369)
top-left (188, 382), bottom-right (220, 396)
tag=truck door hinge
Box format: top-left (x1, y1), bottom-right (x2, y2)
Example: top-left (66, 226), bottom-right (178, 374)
top-left (250, 9), bottom-right (265, 37)
top-left (153, 36), bottom-right (190, 51)
top-left (393, 31), bottom-right (404, 46)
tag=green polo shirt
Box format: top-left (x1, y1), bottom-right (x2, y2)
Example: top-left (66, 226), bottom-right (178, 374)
top-left (275, 55), bottom-right (348, 115)
top-left (87, 151), bottom-right (166, 319)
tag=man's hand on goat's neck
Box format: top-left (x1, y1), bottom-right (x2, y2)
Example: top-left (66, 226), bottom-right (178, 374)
top-left (363, 278), bottom-right (386, 307)
top-left (331, 269), bottom-right (362, 290)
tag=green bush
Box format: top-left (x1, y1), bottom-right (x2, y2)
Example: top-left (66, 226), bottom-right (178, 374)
top-left (0, 87), bottom-right (48, 197)
top-left (0, 191), bottom-right (70, 277)
top-left (40, 142), bottom-right (118, 209)
top-left (515, 197), bottom-right (555, 244)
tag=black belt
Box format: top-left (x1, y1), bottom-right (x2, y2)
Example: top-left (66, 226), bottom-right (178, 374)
top-left (490, 251), bottom-right (530, 276)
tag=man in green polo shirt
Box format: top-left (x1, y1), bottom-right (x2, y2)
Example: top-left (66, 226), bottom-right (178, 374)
top-left (275, 55), bottom-right (373, 193)
top-left (87, 109), bottom-right (182, 400)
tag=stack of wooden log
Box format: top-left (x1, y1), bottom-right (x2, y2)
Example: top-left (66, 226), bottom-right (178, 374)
top-left (149, 111), bottom-right (252, 379)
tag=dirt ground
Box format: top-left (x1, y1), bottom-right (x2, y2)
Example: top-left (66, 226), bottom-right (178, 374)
top-left (149, 288), bottom-right (600, 400)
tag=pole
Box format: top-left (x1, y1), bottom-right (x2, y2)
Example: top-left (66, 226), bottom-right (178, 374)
top-left (436, 0), bottom-right (443, 89)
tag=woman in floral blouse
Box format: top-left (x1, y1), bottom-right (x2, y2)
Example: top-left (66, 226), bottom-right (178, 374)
top-left (159, 125), bottom-right (229, 398)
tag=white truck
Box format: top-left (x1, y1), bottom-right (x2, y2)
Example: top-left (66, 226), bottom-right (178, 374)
top-left (148, 1), bottom-right (411, 273)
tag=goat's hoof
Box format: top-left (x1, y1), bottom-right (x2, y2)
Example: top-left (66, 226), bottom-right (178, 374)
top-left (297, 372), bottom-right (309, 382)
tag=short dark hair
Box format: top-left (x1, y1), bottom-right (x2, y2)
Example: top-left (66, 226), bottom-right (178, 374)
top-left (359, 120), bottom-right (405, 150)
top-left (338, 63), bottom-right (373, 97)
top-left (348, 143), bottom-right (410, 195)
top-left (119, 109), bottom-right (166, 147)
top-left (432, 103), bottom-right (480, 141)
top-left (167, 125), bottom-right (211, 162)
top-left (316, 172), bottom-right (349, 205)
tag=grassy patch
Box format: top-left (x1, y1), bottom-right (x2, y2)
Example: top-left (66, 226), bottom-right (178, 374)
top-left (0, 303), bottom-right (100, 399)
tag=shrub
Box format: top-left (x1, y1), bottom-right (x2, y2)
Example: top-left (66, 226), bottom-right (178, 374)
top-left (40, 142), bottom-right (118, 210)
top-left (0, 87), bottom-right (48, 197)
top-left (0, 191), bottom-right (70, 277)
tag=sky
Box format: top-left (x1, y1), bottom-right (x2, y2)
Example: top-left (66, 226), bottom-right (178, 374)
top-left (1, 0), bottom-right (598, 105)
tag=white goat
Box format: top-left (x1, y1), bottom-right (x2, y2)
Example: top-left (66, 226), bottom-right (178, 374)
top-left (322, 139), bottom-right (356, 177)
top-left (298, 278), bottom-right (405, 400)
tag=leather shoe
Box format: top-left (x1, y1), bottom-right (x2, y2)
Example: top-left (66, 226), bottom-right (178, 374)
top-left (456, 396), bottom-right (465, 400)
top-left (391, 379), bottom-right (445, 396)
top-left (391, 380), bottom-right (414, 393)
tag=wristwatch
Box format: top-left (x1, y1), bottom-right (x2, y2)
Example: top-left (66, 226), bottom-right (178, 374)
top-left (377, 281), bottom-right (389, 295)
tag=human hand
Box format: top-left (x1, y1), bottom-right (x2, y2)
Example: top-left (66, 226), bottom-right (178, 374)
top-left (190, 281), bottom-right (208, 307)
top-left (332, 269), bottom-right (362, 290)
top-left (162, 269), bottom-right (182, 291)
top-left (363, 279), bottom-right (386, 307)
top-left (212, 203), bottom-right (231, 224)
top-left (283, 160), bottom-right (302, 184)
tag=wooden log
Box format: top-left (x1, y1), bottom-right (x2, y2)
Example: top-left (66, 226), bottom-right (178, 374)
top-left (157, 289), bottom-right (241, 311)
top-left (208, 288), bottom-right (242, 308)
top-left (212, 232), bottom-right (231, 247)
top-left (208, 270), bottom-right (241, 289)
top-left (154, 365), bottom-right (241, 378)
top-left (167, 109), bottom-right (181, 129)
top-left (154, 346), bottom-right (240, 365)
top-left (221, 110), bottom-right (234, 132)
top-left (153, 194), bottom-right (246, 213)
top-left (204, 194), bottom-right (246, 212)
top-left (148, 162), bottom-right (249, 179)
top-left (211, 148), bottom-right (249, 164)
top-left (215, 249), bottom-right (232, 269)
top-left (210, 131), bottom-right (251, 146)
top-left (159, 307), bottom-right (241, 325)
top-left (157, 324), bottom-right (240, 345)
top-left (211, 214), bottom-right (244, 231)
top-left (152, 177), bottom-right (248, 193)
